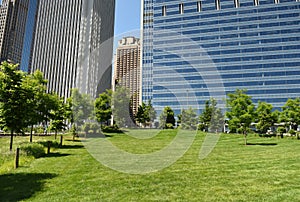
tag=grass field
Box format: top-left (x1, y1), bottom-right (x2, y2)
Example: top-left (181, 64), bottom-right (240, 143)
top-left (0, 130), bottom-right (300, 201)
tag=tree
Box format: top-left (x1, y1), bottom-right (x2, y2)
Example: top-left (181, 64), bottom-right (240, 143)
top-left (112, 86), bottom-right (132, 127)
top-left (68, 89), bottom-right (94, 140)
top-left (159, 106), bottom-right (175, 129)
top-left (199, 98), bottom-right (224, 132)
top-left (180, 107), bottom-right (198, 130)
top-left (0, 62), bottom-right (27, 150)
top-left (147, 100), bottom-right (156, 125)
top-left (135, 100), bottom-right (156, 127)
top-left (210, 107), bottom-right (224, 133)
top-left (135, 102), bottom-right (148, 127)
top-left (255, 101), bottom-right (278, 134)
top-left (49, 96), bottom-right (67, 139)
top-left (226, 89), bottom-right (256, 145)
top-left (280, 98), bottom-right (300, 130)
top-left (95, 89), bottom-right (112, 125)
top-left (22, 70), bottom-right (56, 142)
top-left (199, 100), bottom-right (212, 131)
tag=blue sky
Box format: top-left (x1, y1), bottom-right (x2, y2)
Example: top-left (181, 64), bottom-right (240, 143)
top-left (114, 0), bottom-right (141, 36)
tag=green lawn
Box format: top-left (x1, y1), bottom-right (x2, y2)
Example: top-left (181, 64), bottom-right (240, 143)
top-left (0, 130), bottom-right (299, 201)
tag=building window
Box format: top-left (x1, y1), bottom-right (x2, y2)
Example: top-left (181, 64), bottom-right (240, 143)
top-left (234, 0), bottom-right (240, 7)
top-left (179, 3), bottom-right (184, 14)
top-left (254, 0), bottom-right (259, 6)
top-left (162, 5), bottom-right (166, 16)
top-left (216, 0), bottom-right (221, 10)
top-left (197, 1), bottom-right (202, 12)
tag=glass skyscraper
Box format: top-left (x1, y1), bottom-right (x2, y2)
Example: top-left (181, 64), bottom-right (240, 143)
top-left (142, 0), bottom-right (300, 115)
top-left (20, 0), bottom-right (38, 72)
top-left (31, 0), bottom-right (115, 99)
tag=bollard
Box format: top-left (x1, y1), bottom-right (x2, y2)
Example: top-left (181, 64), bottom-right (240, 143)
top-left (60, 135), bottom-right (63, 147)
top-left (47, 141), bottom-right (51, 154)
top-left (15, 148), bottom-right (20, 169)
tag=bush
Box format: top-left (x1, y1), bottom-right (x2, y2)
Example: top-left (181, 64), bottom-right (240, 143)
top-left (198, 123), bottom-right (206, 132)
top-left (101, 125), bottom-right (122, 133)
top-left (20, 143), bottom-right (45, 158)
top-left (165, 123), bottom-right (174, 129)
top-left (34, 126), bottom-right (45, 134)
top-left (277, 127), bottom-right (286, 134)
top-left (289, 129), bottom-right (296, 136)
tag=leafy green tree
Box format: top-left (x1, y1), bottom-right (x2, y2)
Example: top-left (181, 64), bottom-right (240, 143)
top-left (112, 86), bottom-right (132, 127)
top-left (280, 98), bottom-right (300, 130)
top-left (135, 102), bottom-right (148, 127)
top-left (49, 96), bottom-right (67, 139)
top-left (255, 101), bottom-right (278, 134)
top-left (199, 100), bottom-right (212, 131)
top-left (68, 89), bottom-right (94, 140)
top-left (147, 100), bottom-right (156, 125)
top-left (95, 89), bottom-right (112, 125)
top-left (210, 107), bottom-right (224, 133)
top-left (22, 70), bottom-right (57, 142)
top-left (0, 62), bottom-right (27, 150)
top-left (159, 106), bottom-right (175, 129)
top-left (180, 107), bottom-right (198, 130)
top-left (226, 89), bottom-right (256, 145)
top-left (135, 100), bottom-right (156, 127)
top-left (199, 98), bottom-right (224, 132)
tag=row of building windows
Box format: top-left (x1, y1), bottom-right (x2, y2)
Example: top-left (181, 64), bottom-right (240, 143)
top-left (161, 0), bottom-right (299, 16)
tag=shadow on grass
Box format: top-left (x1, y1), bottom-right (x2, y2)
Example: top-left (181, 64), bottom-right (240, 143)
top-left (60, 145), bottom-right (84, 149)
top-left (0, 173), bottom-right (57, 202)
top-left (65, 139), bottom-right (82, 142)
top-left (247, 142), bottom-right (278, 146)
top-left (46, 153), bottom-right (70, 158)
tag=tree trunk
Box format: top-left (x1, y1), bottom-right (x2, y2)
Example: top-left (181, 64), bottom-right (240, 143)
top-left (10, 130), bottom-right (14, 151)
top-left (30, 125), bottom-right (33, 143)
top-left (55, 131), bottom-right (57, 140)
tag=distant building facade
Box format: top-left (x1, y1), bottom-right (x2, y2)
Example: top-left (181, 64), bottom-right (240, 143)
top-left (0, 0), bottom-right (33, 67)
top-left (30, 0), bottom-right (115, 99)
top-left (142, 0), bottom-right (300, 115)
top-left (114, 36), bottom-right (141, 116)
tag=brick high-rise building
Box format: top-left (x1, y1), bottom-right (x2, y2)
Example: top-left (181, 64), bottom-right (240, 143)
top-left (114, 36), bottom-right (141, 116)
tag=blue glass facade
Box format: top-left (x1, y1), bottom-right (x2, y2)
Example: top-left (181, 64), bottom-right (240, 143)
top-left (142, 0), bottom-right (300, 115)
top-left (20, 0), bottom-right (38, 72)
top-left (142, 0), bottom-right (154, 102)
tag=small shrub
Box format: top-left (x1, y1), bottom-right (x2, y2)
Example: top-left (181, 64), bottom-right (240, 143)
top-left (198, 123), bottom-right (206, 132)
top-left (101, 125), bottom-right (122, 133)
top-left (20, 143), bottom-right (45, 158)
top-left (289, 129), bottom-right (296, 136)
top-left (165, 123), bottom-right (174, 129)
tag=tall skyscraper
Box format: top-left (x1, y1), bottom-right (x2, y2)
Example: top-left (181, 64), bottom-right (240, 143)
top-left (0, 0), bottom-right (31, 66)
top-left (114, 36), bottom-right (141, 116)
top-left (20, 0), bottom-right (39, 72)
top-left (30, 0), bottom-right (115, 99)
top-left (142, 0), bottom-right (300, 115)
top-left (141, 0), bottom-right (154, 103)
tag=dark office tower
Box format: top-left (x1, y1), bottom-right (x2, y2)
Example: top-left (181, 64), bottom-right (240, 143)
top-left (20, 0), bottom-right (39, 72)
top-left (0, 0), bottom-right (30, 65)
top-left (142, 0), bottom-right (300, 114)
top-left (30, 0), bottom-right (115, 99)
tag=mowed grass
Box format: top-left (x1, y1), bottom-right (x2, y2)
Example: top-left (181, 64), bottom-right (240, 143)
top-left (0, 130), bottom-right (300, 202)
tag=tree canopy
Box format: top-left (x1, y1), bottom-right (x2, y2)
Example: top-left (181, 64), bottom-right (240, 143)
top-left (159, 106), bottom-right (175, 129)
